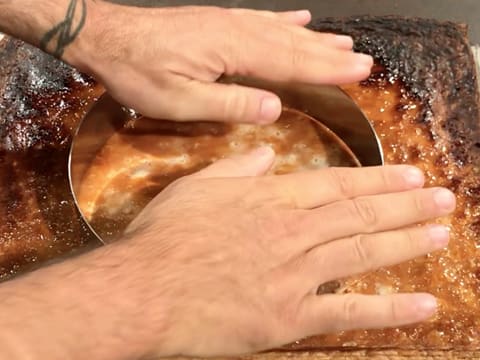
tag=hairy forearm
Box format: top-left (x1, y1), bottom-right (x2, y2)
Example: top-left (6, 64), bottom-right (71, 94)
top-left (0, 2), bottom-right (157, 358)
top-left (0, 0), bottom-right (98, 68)
top-left (0, 241), bottom-right (172, 360)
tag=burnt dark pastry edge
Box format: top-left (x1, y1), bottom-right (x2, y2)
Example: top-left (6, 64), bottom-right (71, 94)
top-left (0, 38), bottom-right (95, 152)
top-left (309, 15), bottom-right (480, 167)
top-left (0, 38), bottom-right (101, 279)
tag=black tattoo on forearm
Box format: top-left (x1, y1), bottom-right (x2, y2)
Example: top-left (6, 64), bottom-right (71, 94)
top-left (40, 0), bottom-right (87, 58)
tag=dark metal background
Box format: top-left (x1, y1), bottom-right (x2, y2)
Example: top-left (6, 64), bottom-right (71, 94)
top-left (110, 0), bottom-right (480, 44)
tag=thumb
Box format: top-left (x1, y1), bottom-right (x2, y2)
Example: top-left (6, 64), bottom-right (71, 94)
top-left (168, 80), bottom-right (283, 124)
top-left (193, 146), bottom-right (276, 179)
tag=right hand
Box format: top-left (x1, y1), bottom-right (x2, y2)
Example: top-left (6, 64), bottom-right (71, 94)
top-left (1, 148), bottom-right (455, 360)
top-left (119, 147), bottom-right (455, 358)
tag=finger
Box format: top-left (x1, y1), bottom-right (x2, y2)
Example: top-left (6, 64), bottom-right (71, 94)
top-left (230, 24), bottom-right (372, 84)
top-left (229, 9), bottom-right (353, 50)
top-left (300, 187), bottom-right (456, 245)
top-left (241, 45), bottom-right (372, 85)
top-left (295, 293), bottom-right (437, 337)
top-left (229, 9), bottom-right (312, 26)
top-left (260, 166), bottom-right (425, 210)
top-left (273, 10), bottom-right (312, 27)
top-left (192, 146), bottom-right (275, 179)
top-left (277, 22), bottom-right (354, 50)
top-left (167, 79), bottom-right (283, 124)
top-left (279, 24), bottom-right (354, 50)
top-left (310, 32), bottom-right (354, 50)
top-left (276, 10), bottom-right (312, 25)
top-left (296, 225), bottom-right (449, 289)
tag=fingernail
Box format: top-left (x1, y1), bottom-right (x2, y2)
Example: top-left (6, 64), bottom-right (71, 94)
top-left (335, 35), bottom-right (354, 48)
top-left (433, 189), bottom-right (456, 212)
top-left (427, 225), bottom-right (450, 248)
top-left (260, 97), bottom-right (282, 123)
top-left (403, 167), bottom-right (424, 187)
top-left (413, 294), bottom-right (437, 318)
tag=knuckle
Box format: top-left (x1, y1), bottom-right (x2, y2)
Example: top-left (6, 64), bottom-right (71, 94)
top-left (351, 234), bottom-right (374, 268)
top-left (379, 166), bottom-right (392, 188)
top-left (329, 168), bottom-right (354, 198)
top-left (351, 198), bottom-right (379, 229)
top-left (223, 85), bottom-right (249, 121)
top-left (341, 296), bottom-right (359, 328)
top-left (214, 16), bottom-right (241, 73)
top-left (413, 191), bottom-right (427, 214)
top-left (403, 228), bottom-right (419, 253)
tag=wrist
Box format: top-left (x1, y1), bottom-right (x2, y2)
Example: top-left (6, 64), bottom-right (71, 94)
top-left (61, 0), bottom-right (105, 75)
top-left (0, 0), bottom-right (105, 76)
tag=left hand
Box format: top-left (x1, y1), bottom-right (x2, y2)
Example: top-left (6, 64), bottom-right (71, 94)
top-left (69, 4), bottom-right (373, 124)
